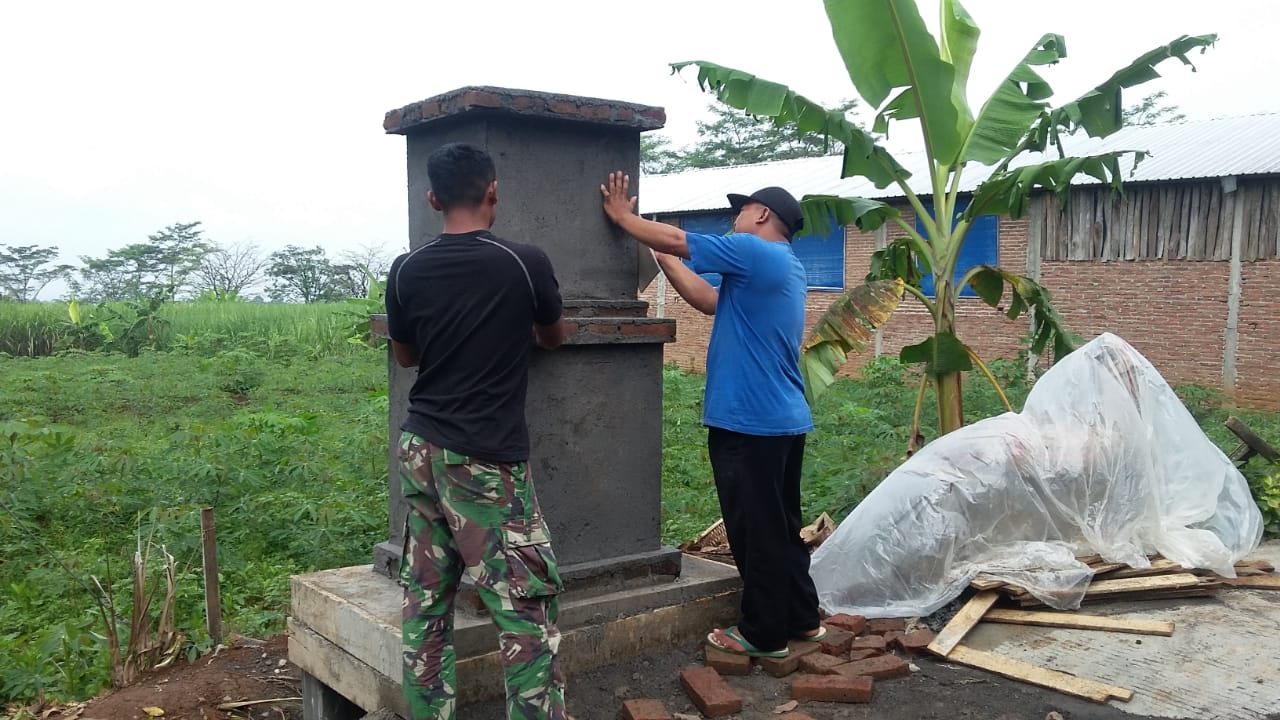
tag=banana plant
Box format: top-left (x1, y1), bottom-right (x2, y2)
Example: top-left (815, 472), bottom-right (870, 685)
top-left (673, 0), bottom-right (1214, 438)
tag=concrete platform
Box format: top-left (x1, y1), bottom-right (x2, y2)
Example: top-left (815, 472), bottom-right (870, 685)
top-left (288, 554), bottom-right (741, 717)
top-left (965, 541), bottom-right (1280, 719)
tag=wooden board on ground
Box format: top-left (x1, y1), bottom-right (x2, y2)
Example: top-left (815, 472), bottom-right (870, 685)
top-left (1224, 575), bottom-right (1280, 591)
top-left (1081, 573), bottom-right (1202, 597)
top-left (1237, 558), bottom-right (1276, 573)
top-left (1001, 576), bottom-right (1199, 600)
top-left (982, 608), bottom-right (1175, 636)
top-left (946, 645), bottom-right (1134, 704)
top-left (1018, 586), bottom-right (1219, 608)
top-left (928, 590), bottom-right (999, 658)
top-left (1097, 558), bottom-right (1185, 580)
top-left (970, 577), bottom-right (1005, 591)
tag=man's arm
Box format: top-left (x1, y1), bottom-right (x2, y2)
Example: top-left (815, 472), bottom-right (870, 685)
top-left (533, 318), bottom-right (573, 349)
top-left (385, 254), bottom-right (419, 368)
top-left (655, 252), bottom-right (717, 315)
top-left (601, 172), bottom-right (690, 258)
top-left (391, 339), bottom-right (419, 368)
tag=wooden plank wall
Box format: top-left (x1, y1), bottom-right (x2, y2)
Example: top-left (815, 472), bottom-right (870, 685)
top-left (1034, 179), bottom-right (1280, 262)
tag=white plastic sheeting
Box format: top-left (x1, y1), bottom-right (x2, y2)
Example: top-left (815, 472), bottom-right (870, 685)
top-left (810, 333), bottom-right (1263, 617)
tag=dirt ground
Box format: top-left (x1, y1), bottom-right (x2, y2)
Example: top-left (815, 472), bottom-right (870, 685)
top-left (28, 632), bottom-right (1196, 720)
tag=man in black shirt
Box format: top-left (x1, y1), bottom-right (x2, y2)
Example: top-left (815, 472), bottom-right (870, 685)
top-left (385, 142), bottom-right (569, 720)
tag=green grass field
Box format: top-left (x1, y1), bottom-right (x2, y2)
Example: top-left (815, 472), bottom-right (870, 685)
top-left (0, 301), bottom-right (1277, 704)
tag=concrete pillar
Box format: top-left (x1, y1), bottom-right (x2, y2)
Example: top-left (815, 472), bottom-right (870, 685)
top-left (372, 87), bottom-right (679, 590)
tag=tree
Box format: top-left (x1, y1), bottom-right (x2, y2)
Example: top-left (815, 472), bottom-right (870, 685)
top-left (266, 245), bottom-right (339, 303)
top-left (193, 241), bottom-right (267, 299)
top-left (674, 0), bottom-right (1214, 440)
top-left (0, 244), bottom-right (73, 301)
top-left (72, 222), bottom-right (214, 302)
top-left (641, 134), bottom-right (689, 175)
top-left (640, 100), bottom-right (860, 174)
top-left (684, 99), bottom-right (858, 169)
top-left (332, 242), bottom-right (395, 299)
top-left (1123, 90), bottom-right (1187, 126)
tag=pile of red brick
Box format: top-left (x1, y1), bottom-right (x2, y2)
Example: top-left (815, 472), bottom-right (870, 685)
top-left (618, 615), bottom-right (936, 719)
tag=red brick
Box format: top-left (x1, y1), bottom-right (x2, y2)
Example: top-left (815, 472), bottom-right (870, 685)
top-left (704, 646), bottom-right (752, 676)
top-left (825, 613), bottom-right (866, 635)
top-left (849, 635), bottom-right (886, 652)
top-left (640, 107), bottom-right (667, 124)
top-left (461, 90), bottom-right (502, 108)
top-left (382, 109), bottom-right (403, 132)
top-left (580, 103), bottom-right (612, 121)
top-left (549, 99), bottom-right (578, 115)
top-left (619, 699), bottom-right (671, 720)
top-left (798, 652), bottom-right (846, 675)
top-left (791, 674), bottom-right (874, 703)
top-left (847, 648), bottom-right (883, 661)
top-left (836, 654), bottom-right (911, 681)
top-left (620, 322), bottom-right (671, 337)
top-left (882, 630), bottom-right (906, 648)
top-left (679, 667), bottom-right (741, 718)
top-left (897, 628), bottom-right (936, 654)
top-left (615, 106), bottom-right (635, 121)
top-left (759, 640), bottom-right (822, 678)
top-left (865, 618), bottom-right (906, 635)
top-left (819, 628), bottom-right (854, 655)
top-left (510, 95), bottom-right (537, 110)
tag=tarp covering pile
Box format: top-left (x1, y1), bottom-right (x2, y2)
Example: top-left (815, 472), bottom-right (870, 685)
top-left (811, 333), bottom-right (1263, 617)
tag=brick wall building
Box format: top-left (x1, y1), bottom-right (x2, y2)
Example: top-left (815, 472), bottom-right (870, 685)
top-left (640, 115), bottom-right (1280, 409)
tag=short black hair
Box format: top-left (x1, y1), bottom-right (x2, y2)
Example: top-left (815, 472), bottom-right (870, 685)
top-left (427, 143), bottom-right (496, 211)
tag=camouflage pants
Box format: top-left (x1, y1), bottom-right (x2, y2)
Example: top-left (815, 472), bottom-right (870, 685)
top-left (398, 432), bottom-right (566, 720)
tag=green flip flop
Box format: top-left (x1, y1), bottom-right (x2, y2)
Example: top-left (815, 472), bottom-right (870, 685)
top-left (705, 625), bottom-right (789, 659)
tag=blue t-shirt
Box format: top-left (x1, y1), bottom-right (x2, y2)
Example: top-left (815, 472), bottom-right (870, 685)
top-left (686, 232), bottom-right (814, 436)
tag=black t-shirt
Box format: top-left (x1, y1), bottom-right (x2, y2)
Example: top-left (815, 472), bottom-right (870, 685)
top-left (385, 230), bottom-right (563, 462)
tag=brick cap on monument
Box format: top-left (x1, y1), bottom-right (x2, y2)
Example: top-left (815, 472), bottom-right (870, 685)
top-left (384, 86), bottom-right (667, 135)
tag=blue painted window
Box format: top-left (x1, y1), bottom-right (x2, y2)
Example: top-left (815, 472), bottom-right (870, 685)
top-left (677, 212), bottom-right (845, 291)
top-left (915, 199), bottom-right (999, 298)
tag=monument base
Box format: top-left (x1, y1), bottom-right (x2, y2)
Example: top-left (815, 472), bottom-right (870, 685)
top-left (374, 542), bottom-right (684, 599)
top-left (288, 554), bottom-right (741, 719)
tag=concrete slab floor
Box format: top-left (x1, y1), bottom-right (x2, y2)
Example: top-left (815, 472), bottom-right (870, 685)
top-left (964, 540), bottom-right (1280, 720)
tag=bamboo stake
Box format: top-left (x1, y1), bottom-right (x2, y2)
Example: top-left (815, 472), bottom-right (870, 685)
top-left (201, 507), bottom-right (223, 645)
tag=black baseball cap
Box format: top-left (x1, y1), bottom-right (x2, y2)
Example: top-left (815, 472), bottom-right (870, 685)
top-left (727, 186), bottom-right (804, 237)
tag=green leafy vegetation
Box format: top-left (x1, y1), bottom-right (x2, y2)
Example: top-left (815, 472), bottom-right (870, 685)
top-left (0, 307), bottom-right (1275, 705)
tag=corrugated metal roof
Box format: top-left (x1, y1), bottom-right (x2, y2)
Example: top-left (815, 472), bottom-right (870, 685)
top-left (639, 113), bottom-right (1280, 215)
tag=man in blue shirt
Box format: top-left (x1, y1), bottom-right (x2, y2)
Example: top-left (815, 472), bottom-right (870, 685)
top-left (601, 173), bottom-right (820, 658)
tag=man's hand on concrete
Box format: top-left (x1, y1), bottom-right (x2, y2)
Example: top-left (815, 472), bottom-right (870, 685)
top-left (600, 171), bottom-right (637, 225)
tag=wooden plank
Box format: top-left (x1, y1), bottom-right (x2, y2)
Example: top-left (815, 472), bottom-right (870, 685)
top-left (1224, 575), bottom-right (1280, 591)
top-left (1018, 587), bottom-right (1218, 608)
top-left (1238, 558), bottom-right (1276, 573)
top-left (1266, 183), bottom-right (1277, 259)
top-left (1156, 186), bottom-right (1171, 259)
top-left (1086, 573), bottom-right (1202, 597)
top-left (1175, 185), bottom-right (1189, 260)
top-left (982, 608), bottom-right (1175, 636)
top-left (1199, 186), bottom-right (1218, 260)
top-left (970, 577), bottom-right (1006, 591)
top-left (928, 590), bottom-right (999, 658)
top-left (1096, 558), bottom-right (1185, 580)
top-left (1186, 184), bottom-right (1203, 260)
top-left (946, 645), bottom-right (1134, 703)
top-left (1097, 192), bottom-right (1111, 260)
top-left (1218, 189), bottom-right (1237, 261)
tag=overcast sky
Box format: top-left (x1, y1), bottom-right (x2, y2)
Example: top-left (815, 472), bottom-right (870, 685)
top-left (1, 0), bottom-right (1276, 297)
